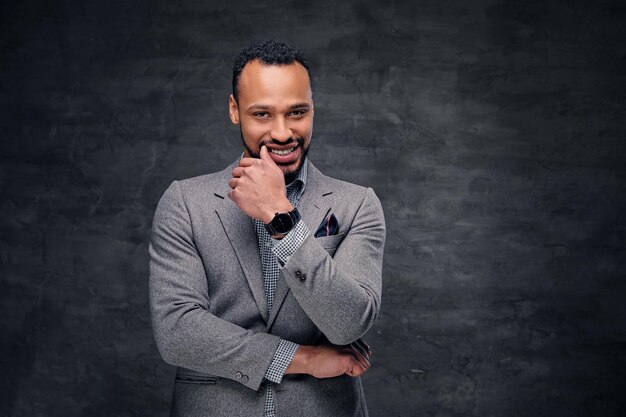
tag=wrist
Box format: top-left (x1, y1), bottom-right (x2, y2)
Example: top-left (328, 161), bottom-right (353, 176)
top-left (285, 345), bottom-right (312, 375)
top-left (262, 200), bottom-right (294, 224)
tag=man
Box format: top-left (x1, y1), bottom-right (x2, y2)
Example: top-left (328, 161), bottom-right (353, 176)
top-left (149, 40), bottom-right (386, 417)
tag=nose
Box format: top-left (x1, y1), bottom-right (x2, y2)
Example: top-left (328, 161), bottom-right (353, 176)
top-left (270, 117), bottom-right (293, 143)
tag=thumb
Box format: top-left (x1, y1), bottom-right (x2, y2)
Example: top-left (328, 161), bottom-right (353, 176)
top-left (260, 145), bottom-right (276, 165)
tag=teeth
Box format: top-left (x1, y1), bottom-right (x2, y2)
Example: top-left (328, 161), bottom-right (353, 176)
top-left (270, 147), bottom-right (296, 156)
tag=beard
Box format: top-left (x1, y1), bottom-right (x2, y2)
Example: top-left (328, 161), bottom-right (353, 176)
top-left (241, 133), bottom-right (309, 184)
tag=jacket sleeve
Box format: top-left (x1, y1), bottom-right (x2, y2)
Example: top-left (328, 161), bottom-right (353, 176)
top-left (278, 187), bottom-right (386, 345)
top-left (148, 181), bottom-right (280, 391)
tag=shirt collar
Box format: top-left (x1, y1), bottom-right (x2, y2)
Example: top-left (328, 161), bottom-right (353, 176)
top-left (286, 157), bottom-right (307, 194)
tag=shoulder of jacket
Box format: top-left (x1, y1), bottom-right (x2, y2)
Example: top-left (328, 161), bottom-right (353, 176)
top-left (163, 163), bottom-right (233, 204)
top-left (314, 170), bottom-right (377, 203)
top-left (176, 169), bottom-right (228, 190)
top-left (308, 161), bottom-right (369, 193)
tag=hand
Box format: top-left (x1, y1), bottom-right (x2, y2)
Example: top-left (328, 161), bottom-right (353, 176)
top-left (285, 339), bottom-right (372, 378)
top-left (228, 146), bottom-right (293, 223)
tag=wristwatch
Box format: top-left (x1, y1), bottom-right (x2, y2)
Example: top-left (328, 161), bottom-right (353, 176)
top-left (264, 207), bottom-right (301, 236)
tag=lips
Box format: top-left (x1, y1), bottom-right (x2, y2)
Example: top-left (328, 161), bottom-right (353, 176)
top-left (268, 145), bottom-right (300, 164)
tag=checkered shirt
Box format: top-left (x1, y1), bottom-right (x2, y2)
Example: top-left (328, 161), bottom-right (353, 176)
top-left (253, 160), bottom-right (311, 417)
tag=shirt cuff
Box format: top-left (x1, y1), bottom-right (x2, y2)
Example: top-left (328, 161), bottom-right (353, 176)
top-left (264, 339), bottom-right (299, 384)
top-left (271, 220), bottom-right (310, 266)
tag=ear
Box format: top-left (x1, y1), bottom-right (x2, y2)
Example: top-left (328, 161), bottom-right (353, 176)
top-left (228, 94), bottom-right (240, 125)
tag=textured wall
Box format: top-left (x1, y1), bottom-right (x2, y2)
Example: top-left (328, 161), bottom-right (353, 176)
top-left (1, 0), bottom-right (624, 416)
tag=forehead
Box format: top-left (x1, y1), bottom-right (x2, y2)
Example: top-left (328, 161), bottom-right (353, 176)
top-left (237, 60), bottom-right (312, 105)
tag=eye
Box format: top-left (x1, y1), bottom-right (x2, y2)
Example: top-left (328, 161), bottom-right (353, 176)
top-left (253, 112), bottom-right (270, 119)
top-left (289, 109), bottom-right (307, 118)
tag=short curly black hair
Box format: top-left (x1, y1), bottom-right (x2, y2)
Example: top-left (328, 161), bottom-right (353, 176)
top-left (232, 40), bottom-right (311, 102)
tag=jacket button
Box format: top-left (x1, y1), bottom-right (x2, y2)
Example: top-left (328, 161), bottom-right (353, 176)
top-left (295, 270), bottom-right (306, 281)
top-left (241, 375), bottom-right (249, 383)
top-left (235, 371), bottom-right (242, 379)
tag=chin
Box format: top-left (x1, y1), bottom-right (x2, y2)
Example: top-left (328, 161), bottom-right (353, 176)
top-left (281, 158), bottom-right (304, 183)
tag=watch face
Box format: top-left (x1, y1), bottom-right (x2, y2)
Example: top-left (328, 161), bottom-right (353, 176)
top-left (272, 213), bottom-right (294, 234)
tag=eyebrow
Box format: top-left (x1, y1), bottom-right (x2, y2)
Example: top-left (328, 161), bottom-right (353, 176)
top-left (247, 103), bottom-right (311, 112)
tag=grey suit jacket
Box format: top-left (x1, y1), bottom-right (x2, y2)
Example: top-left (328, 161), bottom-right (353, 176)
top-left (149, 159), bottom-right (386, 417)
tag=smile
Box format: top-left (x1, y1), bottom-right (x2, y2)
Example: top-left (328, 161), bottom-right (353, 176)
top-left (269, 146), bottom-right (297, 156)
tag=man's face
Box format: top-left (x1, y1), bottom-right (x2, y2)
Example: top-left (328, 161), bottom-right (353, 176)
top-left (229, 60), bottom-right (314, 182)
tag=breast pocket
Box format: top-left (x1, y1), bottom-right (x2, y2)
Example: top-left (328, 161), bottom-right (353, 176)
top-left (315, 232), bottom-right (346, 256)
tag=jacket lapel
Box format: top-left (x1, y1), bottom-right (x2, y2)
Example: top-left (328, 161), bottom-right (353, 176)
top-left (214, 163), bottom-right (269, 322)
top-left (267, 161), bottom-right (333, 330)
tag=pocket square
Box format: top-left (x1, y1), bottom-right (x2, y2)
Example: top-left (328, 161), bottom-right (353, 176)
top-left (314, 213), bottom-right (339, 238)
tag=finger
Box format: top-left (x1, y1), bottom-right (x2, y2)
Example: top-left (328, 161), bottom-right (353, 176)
top-left (260, 145), bottom-right (280, 169)
top-left (350, 341), bottom-right (367, 360)
top-left (228, 178), bottom-right (238, 189)
top-left (260, 145), bottom-right (274, 164)
top-left (352, 347), bottom-right (370, 368)
top-left (350, 347), bottom-right (370, 370)
top-left (232, 167), bottom-right (245, 178)
top-left (239, 157), bottom-right (258, 167)
top-left (347, 354), bottom-right (368, 376)
top-left (353, 339), bottom-right (371, 358)
top-left (354, 338), bottom-right (370, 352)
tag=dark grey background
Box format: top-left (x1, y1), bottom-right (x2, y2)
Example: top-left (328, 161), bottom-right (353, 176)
top-left (1, 0), bottom-right (624, 416)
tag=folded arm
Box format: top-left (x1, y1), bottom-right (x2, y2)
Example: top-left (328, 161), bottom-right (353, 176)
top-left (275, 187), bottom-right (386, 346)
